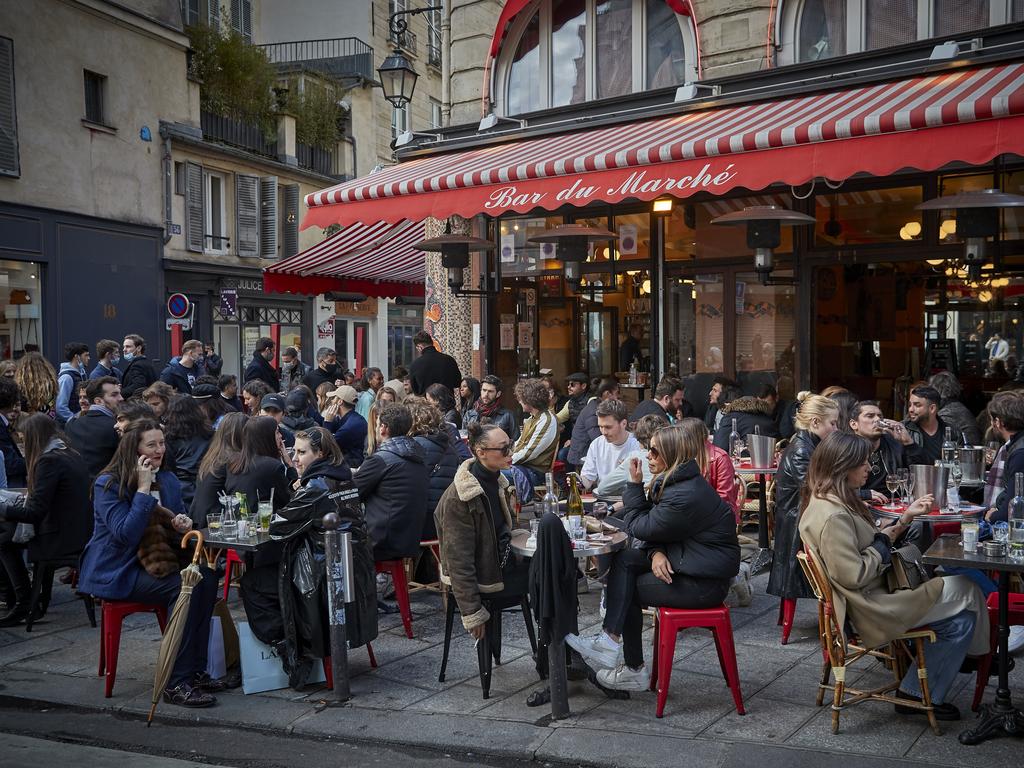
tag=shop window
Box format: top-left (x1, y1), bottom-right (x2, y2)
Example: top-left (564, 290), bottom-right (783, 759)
top-left (498, 215), bottom-right (565, 275)
top-left (666, 273), bottom-right (723, 377)
top-left (0, 260), bottom-right (42, 359)
top-left (812, 186), bottom-right (923, 247)
top-left (499, 0), bottom-right (697, 115)
top-left (865, 0), bottom-right (917, 50)
top-left (611, 212), bottom-right (651, 262)
top-left (797, 0), bottom-right (847, 61)
top-left (734, 272), bottom-right (796, 389)
top-left (1001, 170), bottom-right (1024, 240)
top-left (665, 194), bottom-right (794, 261)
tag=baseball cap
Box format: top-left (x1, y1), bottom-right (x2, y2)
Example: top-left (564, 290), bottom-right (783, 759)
top-left (327, 385), bottom-right (359, 405)
top-left (260, 393), bottom-right (286, 412)
top-left (191, 383), bottom-right (218, 400)
top-left (566, 372), bottom-right (588, 384)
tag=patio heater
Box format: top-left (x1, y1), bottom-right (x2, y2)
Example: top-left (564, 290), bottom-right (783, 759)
top-left (526, 225), bottom-right (619, 294)
top-left (414, 234), bottom-right (497, 297)
top-left (916, 188), bottom-right (1024, 283)
top-left (710, 206), bottom-right (815, 286)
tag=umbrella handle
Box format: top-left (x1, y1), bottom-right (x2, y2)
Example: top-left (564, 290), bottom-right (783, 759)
top-left (181, 529), bottom-right (205, 565)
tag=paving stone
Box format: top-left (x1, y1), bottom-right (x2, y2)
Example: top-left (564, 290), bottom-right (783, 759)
top-left (784, 693), bottom-right (930, 757)
top-left (700, 690), bottom-right (818, 743)
top-left (537, 726), bottom-right (729, 768)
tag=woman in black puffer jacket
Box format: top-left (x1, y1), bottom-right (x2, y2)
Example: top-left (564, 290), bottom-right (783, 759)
top-left (767, 394), bottom-right (840, 603)
top-left (406, 397), bottom-right (461, 540)
top-left (566, 422), bottom-right (739, 692)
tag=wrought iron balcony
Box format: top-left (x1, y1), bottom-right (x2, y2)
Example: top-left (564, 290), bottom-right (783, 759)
top-left (389, 28), bottom-right (417, 57)
top-left (259, 37), bottom-right (375, 82)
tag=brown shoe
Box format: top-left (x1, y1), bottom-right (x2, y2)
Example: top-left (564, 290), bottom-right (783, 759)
top-left (163, 682), bottom-right (217, 708)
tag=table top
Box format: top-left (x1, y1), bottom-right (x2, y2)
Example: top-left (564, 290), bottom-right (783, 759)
top-left (872, 503), bottom-right (987, 523)
top-left (735, 464), bottom-right (778, 476)
top-left (201, 527), bottom-right (273, 552)
top-left (922, 534), bottom-right (1024, 573)
top-left (511, 527), bottom-right (628, 558)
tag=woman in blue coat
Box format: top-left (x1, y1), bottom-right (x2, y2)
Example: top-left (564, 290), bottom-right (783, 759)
top-left (79, 419), bottom-right (220, 708)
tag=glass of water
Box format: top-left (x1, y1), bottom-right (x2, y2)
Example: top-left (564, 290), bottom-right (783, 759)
top-left (992, 521), bottom-right (1009, 543)
top-left (1010, 520), bottom-right (1024, 562)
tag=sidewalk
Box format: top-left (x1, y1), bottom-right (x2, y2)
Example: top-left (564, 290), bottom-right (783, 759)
top-left (0, 569), bottom-right (1020, 768)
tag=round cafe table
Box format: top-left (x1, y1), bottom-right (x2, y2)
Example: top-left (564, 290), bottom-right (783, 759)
top-left (511, 527), bottom-right (628, 558)
top-left (734, 462), bottom-right (778, 575)
top-left (871, 502), bottom-right (986, 548)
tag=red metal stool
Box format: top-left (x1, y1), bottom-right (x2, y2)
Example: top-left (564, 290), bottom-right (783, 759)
top-left (972, 591), bottom-right (1024, 711)
top-left (223, 550), bottom-right (243, 601)
top-left (376, 560), bottom-right (413, 639)
top-left (778, 598), bottom-right (796, 645)
top-left (97, 600), bottom-right (169, 698)
top-left (649, 605), bottom-right (745, 718)
top-left (323, 644), bottom-right (378, 689)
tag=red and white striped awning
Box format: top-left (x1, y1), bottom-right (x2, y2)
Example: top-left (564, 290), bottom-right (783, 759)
top-left (263, 219), bottom-right (426, 297)
top-left (303, 62), bottom-right (1024, 230)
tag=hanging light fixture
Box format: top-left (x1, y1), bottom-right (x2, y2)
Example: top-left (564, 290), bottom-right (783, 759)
top-left (527, 224), bottom-right (619, 294)
top-left (917, 188), bottom-right (1024, 282)
top-left (378, 5), bottom-right (442, 109)
top-left (413, 234), bottom-right (496, 297)
top-left (710, 205), bottom-right (815, 285)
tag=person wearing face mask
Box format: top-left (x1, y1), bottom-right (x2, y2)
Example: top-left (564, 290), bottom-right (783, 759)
top-left (55, 342), bottom-right (90, 425)
top-left (89, 339), bottom-right (122, 382)
top-left (79, 419), bottom-right (220, 708)
top-left (160, 339), bottom-right (202, 395)
top-left (120, 334), bottom-right (158, 400)
top-left (202, 343), bottom-right (223, 379)
top-left (301, 347), bottom-right (340, 394)
top-left (280, 347), bottom-right (308, 392)
top-left (244, 338), bottom-right (281, 392)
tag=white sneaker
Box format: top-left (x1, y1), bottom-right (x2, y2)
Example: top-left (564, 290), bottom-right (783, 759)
top-left (599, 587), bottom-right (607, 619)
top-left (1009, 625), bottom-right (1024, 654)
top-left (565, 631), bottom-right (622, 670)
top-left (731, 563), bottom-right (753, 608)
top-left (596, 663), bottom-right (650, 691)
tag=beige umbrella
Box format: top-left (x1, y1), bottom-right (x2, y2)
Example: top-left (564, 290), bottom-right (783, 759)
top-left (147, 529), bottom-right (205, 726)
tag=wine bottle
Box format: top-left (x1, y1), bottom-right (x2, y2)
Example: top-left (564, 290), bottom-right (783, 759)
top-left (542, 472), bottom-right (559, 518)
top-left (730, 418), bottom-right (743, 464)
top-left (941, 427), bottom-right (956, 466)
top-left (1009, 472), bottom-right (1024, 562)
top-left (567, 473), bottom-right (584, 521)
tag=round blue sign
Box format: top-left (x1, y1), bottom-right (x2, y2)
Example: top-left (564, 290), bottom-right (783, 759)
top-left (167, 293), bottom-right (190, 318)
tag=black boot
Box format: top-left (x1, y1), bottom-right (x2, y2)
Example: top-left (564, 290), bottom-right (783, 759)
top-left (0, 602), bottom-right (30, 627)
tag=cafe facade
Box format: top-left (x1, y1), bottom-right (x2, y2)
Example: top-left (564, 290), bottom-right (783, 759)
top-left (278, 2), bottom-right (1024, 416)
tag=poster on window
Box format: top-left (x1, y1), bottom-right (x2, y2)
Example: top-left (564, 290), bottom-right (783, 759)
top-left (243, 327), bottom-right (261, 359)
top-left (735, 281), bottom-right (746, 315)
top-left (517, 321), bottom-right (533, 347)
top-left (500, 234), bottom-right (516, 263)
top-left (500, 323), bottom-right (515, 350)
top-left (618, 224), bottom-right (637, 255)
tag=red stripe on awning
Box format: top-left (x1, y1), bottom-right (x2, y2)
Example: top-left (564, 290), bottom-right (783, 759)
top-left (303, 63), bottom-right (1024, 230)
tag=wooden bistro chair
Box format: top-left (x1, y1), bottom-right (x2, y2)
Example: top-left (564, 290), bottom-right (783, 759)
top-left (796, 550), bottom-right (941, 735)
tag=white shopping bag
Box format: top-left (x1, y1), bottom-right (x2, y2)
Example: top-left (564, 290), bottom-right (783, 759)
top-left (206, 616), bottom-right (226, 680)
top-left (237, 621), bottom-right (325, 695)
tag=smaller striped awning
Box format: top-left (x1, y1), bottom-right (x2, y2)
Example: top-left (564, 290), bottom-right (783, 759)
top-left (264, 219), bottom-right (426, 297)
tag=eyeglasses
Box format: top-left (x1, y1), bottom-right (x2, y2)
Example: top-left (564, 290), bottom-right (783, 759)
top-left (480, 444), bottom-right (513, 456)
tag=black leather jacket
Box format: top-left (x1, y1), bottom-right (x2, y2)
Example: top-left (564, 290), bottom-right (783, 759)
top-left (767, 430), bottom-right (817, 600)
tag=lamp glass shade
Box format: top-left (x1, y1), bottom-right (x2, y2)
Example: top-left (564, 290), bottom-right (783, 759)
top-left (378, 50), bottom-right (418, 108)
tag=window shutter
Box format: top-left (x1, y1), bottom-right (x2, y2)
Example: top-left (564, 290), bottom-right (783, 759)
top-left (208, 0), bottom-right (220, 30)
top-left (282, 184), bottom-right (300, 259)
top-left (242, 0), bottom-right (252, 41)
top-left (0, 37), bottom-right (19, 176)
top-left (185, 161), bottom-right (205, 252)
top-left (235, 173), bottom-right (259, 257)
top-left (230, 0), bottom-right (241, 33)
top-left (259, 175), bottom-right (278, 258)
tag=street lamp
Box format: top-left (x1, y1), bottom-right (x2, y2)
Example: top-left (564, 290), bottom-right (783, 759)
top-left (527, 224), bottom-right (618, 293)
top-left (378, 5), bottom-right (442, 110)
top-left (414, 234), bottom-right (496, 297)
top-left (710, 205), bottom-right (815, 285)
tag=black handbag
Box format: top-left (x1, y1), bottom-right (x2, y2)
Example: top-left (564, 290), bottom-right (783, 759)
top-left (885, 544), bottom-right (929, 592)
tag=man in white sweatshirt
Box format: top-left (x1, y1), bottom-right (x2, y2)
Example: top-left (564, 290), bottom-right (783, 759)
top-left (581, 399), bottom-right (641, 491)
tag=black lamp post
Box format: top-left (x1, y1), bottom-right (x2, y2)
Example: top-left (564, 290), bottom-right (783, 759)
top-left (711, 205), bottom-right (815, 285)
top-left (378, 5), bottom-right (441, 110)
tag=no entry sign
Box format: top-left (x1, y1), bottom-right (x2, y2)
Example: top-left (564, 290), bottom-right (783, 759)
top-left (167, 293), bottom-right (190, 319)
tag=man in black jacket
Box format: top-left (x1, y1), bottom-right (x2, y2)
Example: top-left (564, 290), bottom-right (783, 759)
top-left (160, 339), bottom-right (201, 395)
top-left (65, 376), bottom-right (122, 480)
top-left (0, 378), bottom-right (26, 486)
top-left (850, 401), bottom-right (906, 502)
top-left (463, 375), bottom-right (519, 442)
top-left (120, 334), bottom-right (158, 399)
top-left (302, 347), bottom-right (340, 394)
top-left (988, 391), bottom-right (1024, 523)
top-left (630, 377), bottom-right (685, 425)
top-left (353, 403), bottom-right (427, 561)
top-left (898, 385), bottom-right (948, 465)
top-left (408, 330), bottom-right (461, 396)
top-left (245, 338), bottom-right (281, 392)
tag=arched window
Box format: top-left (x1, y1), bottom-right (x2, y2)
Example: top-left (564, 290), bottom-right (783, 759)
top-left (781, 0), bottom-right (1019, 65)
top-left (497, 0), bottom-right (699, 116)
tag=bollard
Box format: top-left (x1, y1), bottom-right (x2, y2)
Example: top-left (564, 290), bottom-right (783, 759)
top-left (322, 512), bottom-right (353, 703)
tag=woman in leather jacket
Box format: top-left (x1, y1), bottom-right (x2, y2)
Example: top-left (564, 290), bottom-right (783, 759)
top-left (767, 394), bottom-right (840, 602)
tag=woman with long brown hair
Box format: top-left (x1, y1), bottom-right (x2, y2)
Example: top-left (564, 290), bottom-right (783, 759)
top-left (15, 352), bottom-right (58, 416)
top-left (78, 419), bottom-right (220, 707)
top-left (0, 414), bottom-right (91, 626)
top-left (567, 423), bottom-right (740, 691)
top-left (798, 431), bottom-right (989, 720)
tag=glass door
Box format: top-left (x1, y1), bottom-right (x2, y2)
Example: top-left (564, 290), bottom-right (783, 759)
top-left (214, 324), bottom-right (241, 380)
top-left (581, 306), bottom-right (617, 377)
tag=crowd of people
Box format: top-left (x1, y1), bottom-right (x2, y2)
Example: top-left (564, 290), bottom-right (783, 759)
top-left (0, 328), bottom-right (1021, 716)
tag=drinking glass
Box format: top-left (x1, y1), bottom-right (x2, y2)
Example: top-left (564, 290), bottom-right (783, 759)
top-left (592, 501), bottom-right (608, 520)
top-left (207, 513), bottom-right (222, 531)
top-left (961, 511), bottom-right (980, 552)
top-left (992, 521), bottom-right (1009, 543)
top-left (527, 518), bottom-right (540, 545)
top-left (258, 501), bottom-right (273, 533)
top-left (904, 472), bottom-right (916, 507)
top-left (885, 474), bottom-right (900, 509)
top-left (947, 462), bottom-right (963, 514)
top-left (221, 507), bottom-right (237, 540)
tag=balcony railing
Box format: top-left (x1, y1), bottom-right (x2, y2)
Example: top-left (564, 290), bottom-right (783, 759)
top-left (200, 111), bottom-right (277, 159)
top-left (427, 40), bottom-right (441, 69)
top-left (297, 142), bottom-right (347, 179)
top-left (259, 37), bottom-right (374, 82)
top-left (389, 28), bottom-right (417, 57)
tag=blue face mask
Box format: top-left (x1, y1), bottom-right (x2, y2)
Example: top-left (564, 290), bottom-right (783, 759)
top-left (111, 355), bottom-right (121, 365)
top-left (123, 352), bottom-right (135, 361)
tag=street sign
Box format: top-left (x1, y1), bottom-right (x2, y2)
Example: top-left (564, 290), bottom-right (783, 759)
top-left (167, 293), bottom-right (190, 319)
top-left (166, 318), bottom-right (192, 330)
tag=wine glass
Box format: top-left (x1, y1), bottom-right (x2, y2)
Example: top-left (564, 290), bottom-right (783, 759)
top-left (904, 472), bottom-right (916, 507)
top-left (947, 461), bottom-right (963, 514)
top-left (885, 474), bottom-right (900, 509)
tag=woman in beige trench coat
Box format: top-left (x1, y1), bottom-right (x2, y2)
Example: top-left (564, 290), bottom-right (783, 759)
top-left (799, 432), bottom-right (989, 721)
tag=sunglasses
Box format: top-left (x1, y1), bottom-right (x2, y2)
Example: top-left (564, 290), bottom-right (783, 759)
top-left (480, 443), bottom-right (513, 456)
top-left (648, 445), bottom-right (660, 459)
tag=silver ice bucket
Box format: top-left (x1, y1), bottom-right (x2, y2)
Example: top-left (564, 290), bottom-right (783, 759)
top-left (911, 464), bottom-right (948, 510)
top-left (747, 434), bottom-right (777, 469)
top-left (956, 446), bottom-right (985, 483)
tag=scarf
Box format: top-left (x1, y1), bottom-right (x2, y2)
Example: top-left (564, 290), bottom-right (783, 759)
top-left (474, 398), bottom-right (500, 420)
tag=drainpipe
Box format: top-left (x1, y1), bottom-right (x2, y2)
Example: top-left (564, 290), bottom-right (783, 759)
top-left (160, 126), bottom-right (173, 244)
top-left (441, 0), bottom-right (451, 126)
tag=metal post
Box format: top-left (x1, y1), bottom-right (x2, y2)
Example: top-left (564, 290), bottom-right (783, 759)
top-left (548, 638), bottom-right (570, 720)
top-left (322, 513), bottom-right (353, 703)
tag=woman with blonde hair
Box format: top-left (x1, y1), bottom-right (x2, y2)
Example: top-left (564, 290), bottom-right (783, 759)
top-left (567, 423), bottom-right (739, 691)
top-left (799, 432), bottom-right (988, 720)
top-left (767, 393), bottom-right (840, 611)
top-left (15, 352), bottom-right (58, 415)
